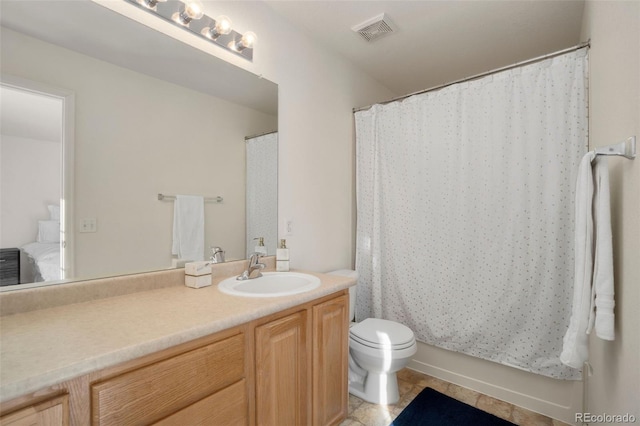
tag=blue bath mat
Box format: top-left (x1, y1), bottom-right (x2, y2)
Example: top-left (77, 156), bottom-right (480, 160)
top-left (390, 387), bottom-right (516, 426)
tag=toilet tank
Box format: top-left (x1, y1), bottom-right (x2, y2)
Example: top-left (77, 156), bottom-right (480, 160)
top-left (328, 269), bottom-right (358, 322)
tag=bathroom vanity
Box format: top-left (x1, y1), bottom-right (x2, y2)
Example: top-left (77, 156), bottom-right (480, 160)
top-left (0, 261), bottom-right (354, 425)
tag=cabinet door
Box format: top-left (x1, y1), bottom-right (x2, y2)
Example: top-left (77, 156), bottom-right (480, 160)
top-left (312, 295), bottom-right (349, 426)
top-left (255, 311), bottom-right (309, 426)
top-left (0, 394), bottom-right (69, 426)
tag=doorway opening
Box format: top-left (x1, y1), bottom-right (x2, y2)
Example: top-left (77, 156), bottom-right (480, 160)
top-left (0, 76), bottom-right (74, 286)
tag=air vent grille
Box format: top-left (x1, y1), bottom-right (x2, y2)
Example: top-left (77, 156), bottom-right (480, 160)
top-left (352, 13), bottom-right (396, 43)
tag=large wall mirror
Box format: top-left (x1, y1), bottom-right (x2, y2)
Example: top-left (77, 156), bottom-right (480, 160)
top-left (0, 0), bottom-right (278, 290)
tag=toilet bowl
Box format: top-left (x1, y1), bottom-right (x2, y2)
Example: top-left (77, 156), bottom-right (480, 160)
top-left (329, 270), bottom-right (417, 405)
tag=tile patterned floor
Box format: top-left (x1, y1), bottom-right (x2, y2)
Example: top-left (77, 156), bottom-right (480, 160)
top-left (340, 368), bottom-right (572, 426)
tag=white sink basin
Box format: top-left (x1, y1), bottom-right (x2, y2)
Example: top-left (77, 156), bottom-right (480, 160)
top-left (218, 272), bottom-right (321, 297)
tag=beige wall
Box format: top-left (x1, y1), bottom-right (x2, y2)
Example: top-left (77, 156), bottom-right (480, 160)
top-left (1, 27), bottom-right (276, 279)
top-left (581, 1), bottom-right (640, 423)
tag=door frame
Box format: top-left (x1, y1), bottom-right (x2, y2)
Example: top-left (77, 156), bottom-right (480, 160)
top-left (1, 74), bottom-right (75, 280)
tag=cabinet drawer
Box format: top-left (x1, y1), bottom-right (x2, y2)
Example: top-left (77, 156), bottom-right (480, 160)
top-left (0, 394), bottom-right (69, 426)
top-left (91, 333), bottom-right (244, 425)
top-left (153, 379), bottom-right (247, 426)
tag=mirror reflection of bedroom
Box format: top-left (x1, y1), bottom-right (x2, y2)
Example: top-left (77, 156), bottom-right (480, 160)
top-left (0, 83), bottom-right (64, 286)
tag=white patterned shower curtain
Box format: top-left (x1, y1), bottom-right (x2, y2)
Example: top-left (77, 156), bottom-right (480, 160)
top-left (354, 49), bottom-right (588, 379)
top-left (246, 132), bottom-right (278, 257)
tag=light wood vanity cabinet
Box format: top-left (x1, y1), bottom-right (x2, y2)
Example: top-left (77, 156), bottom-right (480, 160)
top-left (1, 290), bottom-right (349, 426)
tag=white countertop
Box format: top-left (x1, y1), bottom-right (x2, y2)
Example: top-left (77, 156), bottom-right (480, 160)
top-left (0, 270), bottom-right (355, 403)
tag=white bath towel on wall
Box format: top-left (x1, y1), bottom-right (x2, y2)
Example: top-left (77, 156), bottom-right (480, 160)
top-left (560, 152), bottom-right (595, 368)
top-left (560, 154), bottom-right (615, 368)
top-left (172, 195), bottom-right (204, 262)
top-left (589, 157), bottom-right (615, 341)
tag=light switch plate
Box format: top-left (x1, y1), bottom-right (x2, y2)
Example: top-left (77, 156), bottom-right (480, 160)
top-left (80, 218), bottom-right (97, 233)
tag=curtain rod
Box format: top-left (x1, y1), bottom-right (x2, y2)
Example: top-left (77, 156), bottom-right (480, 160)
top-left (353, 41), bottom-right (590, 113)
top-left (245, 130), bottom-right (278, 140)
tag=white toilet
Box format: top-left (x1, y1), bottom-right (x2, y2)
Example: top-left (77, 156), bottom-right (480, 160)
top-left (329, 270), bottom-right (417, 405)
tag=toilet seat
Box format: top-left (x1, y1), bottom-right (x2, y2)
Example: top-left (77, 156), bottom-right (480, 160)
top-left (349, 334), bottom-right (415, 350)
top-left (349, 318), bottom-right (416, 350)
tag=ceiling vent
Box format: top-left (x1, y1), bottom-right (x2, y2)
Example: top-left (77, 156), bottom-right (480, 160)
top-left (352, 13), bottom-right (396, 43)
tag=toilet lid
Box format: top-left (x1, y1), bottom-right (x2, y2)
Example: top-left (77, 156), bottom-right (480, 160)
top-left (349, 318), bottom-right (415, 350)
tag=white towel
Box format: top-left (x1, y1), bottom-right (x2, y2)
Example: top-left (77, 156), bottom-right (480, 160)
top-left (560, 153), bottom-right (615, 369)
top-left (587, 157), bottom-right (615, 340)
top-left (172, 195), bottom-right (204, 262)
top-left (560, 152), bottom-right (595, 369)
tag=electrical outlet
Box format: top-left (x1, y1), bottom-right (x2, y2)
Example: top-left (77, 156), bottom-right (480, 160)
top-left (80, 218), bottom-right (97, 233)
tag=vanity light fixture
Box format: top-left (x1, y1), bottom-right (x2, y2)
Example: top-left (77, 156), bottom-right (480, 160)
top-left (126, 0), bottom-right (256, 61)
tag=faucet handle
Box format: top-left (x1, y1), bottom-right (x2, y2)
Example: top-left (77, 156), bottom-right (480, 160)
top-left (249, 251), bottom-right (264, 262)
top-left (250, 253), bottom-right (266, 270)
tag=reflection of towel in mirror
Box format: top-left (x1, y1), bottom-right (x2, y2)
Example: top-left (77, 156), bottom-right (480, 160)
top-left (172, 195), bottom-right (204, 262)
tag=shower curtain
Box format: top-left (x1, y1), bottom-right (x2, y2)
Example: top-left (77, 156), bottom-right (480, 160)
top-left (246, 132), bottom-right (278, 257)
top-left (354, 48), bottom-right (587, 379)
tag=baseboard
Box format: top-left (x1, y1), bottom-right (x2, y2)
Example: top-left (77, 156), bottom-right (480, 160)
top-left (407, 353), bottom-right (583, 425)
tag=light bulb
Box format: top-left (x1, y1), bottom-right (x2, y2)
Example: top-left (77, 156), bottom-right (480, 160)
top-left (202, 15), bottom-right (233, 40)
top-left (214, 15), bottom-right (233, 35)
top-left (230, 31), bottom-right (257, 52)
top-left (184, 0), bottom-right (204, 20)
top-left (240, 31), bottom-right (257, 49)
top-left (172, 0), bottom-right (204, 26)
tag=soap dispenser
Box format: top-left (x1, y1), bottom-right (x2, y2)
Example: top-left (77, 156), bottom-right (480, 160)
top-left (276, 239), bottom-right (290, 272)
top-left (254, 237), bottom-right (267, 255)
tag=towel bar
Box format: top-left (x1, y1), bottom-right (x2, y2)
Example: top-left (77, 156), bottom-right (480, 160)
top-left (158, 193), bottom-right (223, 203)
top-left (594, 136), bottom-right (636, 159)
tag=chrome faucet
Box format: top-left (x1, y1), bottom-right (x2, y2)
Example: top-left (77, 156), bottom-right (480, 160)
top-left (210, 246), bottom-right (225, 263)
top-left (236, 252), bottom-right (266, 280)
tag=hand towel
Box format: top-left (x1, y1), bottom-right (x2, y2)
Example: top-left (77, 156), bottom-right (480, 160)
top-left (587, 157), bottom-right (615, 340)
top-left (172, 195), bottom-right (204, 262)
top-left (560, 152), bottom-right (595, 369)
